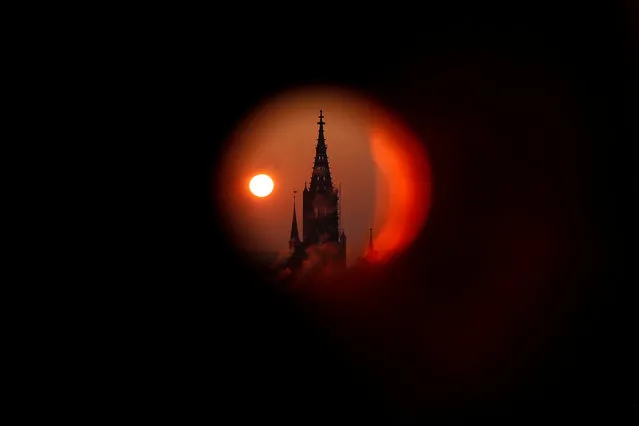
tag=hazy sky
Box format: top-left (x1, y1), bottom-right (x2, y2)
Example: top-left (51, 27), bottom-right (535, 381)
top-left (217, 86), bottom-right (431, 265)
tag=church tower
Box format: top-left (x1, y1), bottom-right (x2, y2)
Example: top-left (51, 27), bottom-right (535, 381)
top-left (301, 110), bottom-right (346, 267)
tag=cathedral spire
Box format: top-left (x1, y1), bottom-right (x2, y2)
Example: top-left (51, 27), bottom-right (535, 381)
top-left (289, 191), bottom-right (300, 249)
top-left (309, 109), bottom-right (333, 193)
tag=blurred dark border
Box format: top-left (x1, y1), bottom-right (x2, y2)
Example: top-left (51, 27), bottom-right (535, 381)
top-left (98, 2), bottom-right (638, 423)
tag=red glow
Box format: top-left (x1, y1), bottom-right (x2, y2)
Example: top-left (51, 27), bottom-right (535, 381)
top-left (369, 109), bottom-right (432, 263)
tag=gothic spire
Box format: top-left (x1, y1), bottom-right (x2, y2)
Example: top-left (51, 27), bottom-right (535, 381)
top-left (309, 109), bottom-right (334, 194)
top-left (289, 191), bottom-right (300, 249)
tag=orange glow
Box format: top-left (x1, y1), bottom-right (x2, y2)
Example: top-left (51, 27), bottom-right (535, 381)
top-left (215, 85), bottom-right (432, 268)
top-left (249, 174), bottom-right (274, 197)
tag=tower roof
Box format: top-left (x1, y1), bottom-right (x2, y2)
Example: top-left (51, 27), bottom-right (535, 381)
top-left (309, 110), bottom-right (334, 194)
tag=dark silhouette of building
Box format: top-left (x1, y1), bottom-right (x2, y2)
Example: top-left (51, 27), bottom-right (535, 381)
top-left (289, 192), bottom-right (300, 251)
top-left (285, 192), bottom-right (306, 271)
top-left (286, 110), bottom-right (347, 272)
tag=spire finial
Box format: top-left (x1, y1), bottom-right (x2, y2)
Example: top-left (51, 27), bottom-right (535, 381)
top-left (369, 227), bottom-right (374, 249)
top-left (310, 108), bottom-right (332, 193)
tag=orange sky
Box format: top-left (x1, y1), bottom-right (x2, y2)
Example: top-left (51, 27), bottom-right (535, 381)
top-left (217, 86), bottom-right (431, 265)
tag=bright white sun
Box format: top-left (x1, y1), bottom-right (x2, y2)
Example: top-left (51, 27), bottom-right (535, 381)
top-left (249, 174), bottom-right (274, 197)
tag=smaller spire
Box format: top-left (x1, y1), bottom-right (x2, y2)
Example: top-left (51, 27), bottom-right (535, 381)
top-left (365, 226), bottom-right (378, 263)
top-left (289, 191), bottom-right (300, 249)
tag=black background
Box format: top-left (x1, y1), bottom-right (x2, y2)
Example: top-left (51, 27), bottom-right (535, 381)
top-left (110, 2), bottom-right (637, 424)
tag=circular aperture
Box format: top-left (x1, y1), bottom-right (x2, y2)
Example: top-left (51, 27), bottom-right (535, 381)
top-left (215, 86), bottom-right (432, 276)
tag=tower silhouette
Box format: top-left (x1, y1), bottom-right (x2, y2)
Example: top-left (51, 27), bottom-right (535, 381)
top-left (287, 110), bottom-right (347, 270)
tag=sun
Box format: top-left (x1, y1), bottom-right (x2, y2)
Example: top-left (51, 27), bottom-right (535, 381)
top-left (249, 174), bottom-right (274, 197)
